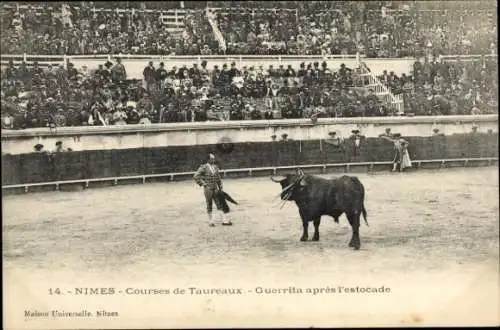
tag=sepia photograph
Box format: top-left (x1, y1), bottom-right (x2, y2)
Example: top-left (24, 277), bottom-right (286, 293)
top-left (1, 0), bottom-right (498, 328)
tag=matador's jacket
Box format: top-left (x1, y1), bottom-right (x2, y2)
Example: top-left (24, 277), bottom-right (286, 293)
top-left (193, 162), bottom-right (238, 213)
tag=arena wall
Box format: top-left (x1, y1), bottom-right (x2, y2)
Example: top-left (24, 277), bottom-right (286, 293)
top-left (1, 115), bottom-right (497, 155)
top-left (1, 115), bottom-right (498, 188)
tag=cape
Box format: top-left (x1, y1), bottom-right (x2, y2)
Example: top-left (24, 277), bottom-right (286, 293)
top-left (215, 190), bottom-right (238, 214)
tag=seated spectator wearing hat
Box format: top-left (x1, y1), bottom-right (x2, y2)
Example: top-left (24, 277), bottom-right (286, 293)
top-left (229, 107), bottom-right (244, 121)
top-left (112, 106), bottom-right (128, 125)
top-left (365, 88), bottom-right (379, 104)
top-left (471, 105), bottom-right (482, 115)
top-left (249, 104), bottom-right (262, 120)
top-left (206, 105), bottom-right (219, 121)
top-left (263, 107), bottom-right (274, 120)
top-left (136, 91), bottom-right (155, 120)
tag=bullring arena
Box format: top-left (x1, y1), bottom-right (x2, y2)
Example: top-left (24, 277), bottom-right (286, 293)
top-left (1, 0), bottom-right (499, 328)
top-left (3, 166), bottom-right (499, 327)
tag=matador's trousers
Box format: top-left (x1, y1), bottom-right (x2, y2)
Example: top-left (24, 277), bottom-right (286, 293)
top-left (204, 186), bottom-right (223, 213)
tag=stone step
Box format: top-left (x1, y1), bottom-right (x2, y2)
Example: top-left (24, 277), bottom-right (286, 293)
top-left (161, 20), bottom-right (185, 26)
top-left (161, 15), bottom-right (186, 20)
top-left (160, 12), bottom-right (186, 27)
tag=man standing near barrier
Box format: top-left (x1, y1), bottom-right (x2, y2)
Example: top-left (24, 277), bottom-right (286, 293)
top-left (194, 153), bottom-right (233, 227)
top-left (381, 133), bottom-right (412, 172)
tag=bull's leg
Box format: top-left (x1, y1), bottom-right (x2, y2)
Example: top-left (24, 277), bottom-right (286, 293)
top-left (347, 211), bottom-right (361, 250)
top-left (298, 208), bottom-right (310, 242)
top-left (300, 219), bottom-right (309, 242)
top-left (312, 217), bottom-right (321, 241)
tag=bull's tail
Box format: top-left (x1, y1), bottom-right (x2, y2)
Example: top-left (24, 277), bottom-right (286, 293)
top-left (361, 204), bottom-right (368, 227)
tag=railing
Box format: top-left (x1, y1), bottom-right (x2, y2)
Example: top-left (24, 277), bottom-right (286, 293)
top-left (0, 53), bottom-right (362, 61)
top-left (206, 9), bottom-right (226, 53)
top-left (0, 53), bottom-right (418, 69)
top-left (209, 6), bottom-right (299, 25)
top-left (209, 7), bottom-right (298, 13)
top-left (160, 9), bottom-right (189, 29)
top-left (3, 157), bottom-right (498, 192)
top-left (0, 53), bottom-right (363, 70)
top-left (0, 54), bottom-right (66, 67)
top-left (1, 3), bottom-right (189, 13)
top-left (3, 2), bottom-right (494, 12)
top-left (359, 61), bottom-right (405, 114)
top-left (439, 54), bottom-right (498, 62)
top-left (1, 4), bottom-right (196, 38)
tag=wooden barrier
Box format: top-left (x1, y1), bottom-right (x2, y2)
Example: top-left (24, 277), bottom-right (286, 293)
top-left (2, 157), bottom-right (497, 194)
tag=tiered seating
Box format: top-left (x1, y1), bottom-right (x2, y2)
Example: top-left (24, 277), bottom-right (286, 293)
top-left (378, 56), bottom-right (498, 115)
top-left (2, 59), bottom-right (392, 129)
top-left (0, 1), bottom-right (496, 57)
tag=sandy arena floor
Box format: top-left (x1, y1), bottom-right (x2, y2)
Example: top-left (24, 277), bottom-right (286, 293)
top-left (3, 167), bottom-right (499, 328)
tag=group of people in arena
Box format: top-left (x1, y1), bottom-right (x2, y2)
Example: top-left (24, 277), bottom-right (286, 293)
top-left (1, 1), bottom-right (496, 58)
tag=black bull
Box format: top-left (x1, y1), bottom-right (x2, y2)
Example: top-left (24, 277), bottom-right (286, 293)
top-left (271, 172), bottom-right (368, 250)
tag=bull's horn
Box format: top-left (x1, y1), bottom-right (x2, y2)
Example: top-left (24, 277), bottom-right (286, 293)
top-left (270, 175), bottom-right (286, 182)
top-left (279, 182), bottom-right (296, 196)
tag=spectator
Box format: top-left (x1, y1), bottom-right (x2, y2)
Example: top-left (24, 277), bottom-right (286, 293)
top-left (143, 61), bottom-right (156, 92)
top-left (111, 58), bottom-right (127, 83)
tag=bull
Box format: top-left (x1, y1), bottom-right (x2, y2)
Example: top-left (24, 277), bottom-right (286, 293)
top-left (271, 169), bottom-right (368, 250)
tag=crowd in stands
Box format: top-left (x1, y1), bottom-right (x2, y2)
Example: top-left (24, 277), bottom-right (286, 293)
top-left (378, 55), bottom-right (498, 116)
top-left (1, 1), bottom-right (496, 57)
top-left (0, 1), bottom-right (497, 130)
top-left (219, 1), bottom-right (496, 57)
top-left (3, 54), bottom-right (497, 130)
top-left (2, 58), bottom-right (401, 129)
top-left (0, 2), bottom-right (220, 55)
